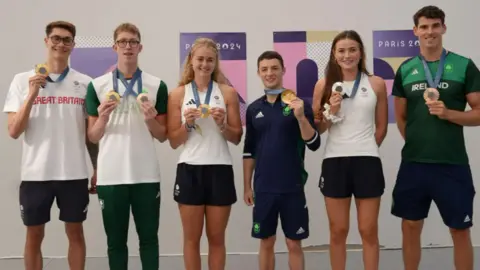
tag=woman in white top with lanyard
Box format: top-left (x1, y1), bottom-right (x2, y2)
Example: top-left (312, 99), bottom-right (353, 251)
top-left (312, 30), bottom-right (388, 270)
top-left (167, 37), bottom-right (243, 270)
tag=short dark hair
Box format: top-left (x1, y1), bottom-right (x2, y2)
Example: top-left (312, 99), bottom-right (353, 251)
top-left (413, 6), bottom-right (445, 26)
top-left (257, 50), bottom-right (284, 69)
top-left (45, 21), bottom-right (76, 38)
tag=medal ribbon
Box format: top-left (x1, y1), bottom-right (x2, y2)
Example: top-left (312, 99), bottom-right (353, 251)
top-left (112, 68), bottom-right (143, 97)
top-left (420, 48), bottom-right (447, 88)
top-left (264, 88), bottom-right (285, 95)
top-left (46, 66), bottom-right (70, 83)
top-left (192, 80), bottom-right (214, 108)
top-left (347, 71), bottom-right (362, 98)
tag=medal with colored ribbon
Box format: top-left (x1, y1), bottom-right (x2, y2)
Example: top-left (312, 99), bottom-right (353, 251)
top-left (106, 68), bottom-right (143, 103)
top-left (331, 71), bottom-right (362, 99)
top-left (191, 80), bottom-right (214, 135)
top-left (420, 48), bottom-right (446, 102)
top-left (35, 64), bottom-right (69, 87)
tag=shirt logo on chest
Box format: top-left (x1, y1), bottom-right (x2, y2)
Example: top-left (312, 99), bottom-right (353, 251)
top-left (283, 106), bottom-right (292, 116)
top-left (255, 111), bottom-right (264, 118)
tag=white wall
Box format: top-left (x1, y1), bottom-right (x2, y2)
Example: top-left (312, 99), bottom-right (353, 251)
top-left (0, 0), bottom-right (479, 258)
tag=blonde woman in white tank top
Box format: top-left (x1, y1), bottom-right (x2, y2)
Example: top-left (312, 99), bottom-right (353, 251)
top-left (167, 37), bottom-right (243, 270)
top-left (312, 30), bottom-right (388, 270)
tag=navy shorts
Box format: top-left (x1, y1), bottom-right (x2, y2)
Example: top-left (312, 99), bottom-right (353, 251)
top-left (391, 161), bottom-right (476, 229)
top-left (19, 179), bottom-right (90, 226)
top-left (251, 192), bottom-right (309, 240)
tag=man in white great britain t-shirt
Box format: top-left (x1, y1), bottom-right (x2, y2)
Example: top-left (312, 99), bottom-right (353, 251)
top-left (3, 21), bottom-right (98, 270)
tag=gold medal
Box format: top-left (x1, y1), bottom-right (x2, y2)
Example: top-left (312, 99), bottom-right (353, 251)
top-left (423, 88), bottom-right (439, 102)
top-left (199, 104), bottom-right (211, 118)
top-left (106, 90), bottom-right (121, 103)
top-left (137, 93), bottom-right (149, 103)
top-left (332, 82), bottom-right (344, 95)
top-left (35, 64), bottom-right (49, 76)
top-left (281, 89), bottom-right (296, 105)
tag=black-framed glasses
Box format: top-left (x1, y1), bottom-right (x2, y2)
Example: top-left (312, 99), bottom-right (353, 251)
top-left (116, 39), bottom-right (140, 48)
top-left (49, 35), bottom-right (74, 46)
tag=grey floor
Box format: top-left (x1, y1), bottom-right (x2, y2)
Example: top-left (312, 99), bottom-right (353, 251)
top-left (1, 247), bottom-right (478, 269)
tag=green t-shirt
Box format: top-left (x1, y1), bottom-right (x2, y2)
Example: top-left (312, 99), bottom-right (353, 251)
top-left (392, 51), bottom-right (480, 165)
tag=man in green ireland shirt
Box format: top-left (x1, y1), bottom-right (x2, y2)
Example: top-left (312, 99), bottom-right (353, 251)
top-left (391, 6), bottom-right (480, 270)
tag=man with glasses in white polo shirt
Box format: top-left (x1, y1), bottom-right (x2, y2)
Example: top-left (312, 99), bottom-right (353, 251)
top-left (3, 21), bottom-right (98, 270)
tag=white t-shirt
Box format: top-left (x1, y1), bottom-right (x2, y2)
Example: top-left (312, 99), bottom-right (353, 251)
top-left (3, 68), bottom-right (92, 181)
top-left (86, 70), bottom-right (168, 186)
top-left (178, 81), bottom-right (232, 165)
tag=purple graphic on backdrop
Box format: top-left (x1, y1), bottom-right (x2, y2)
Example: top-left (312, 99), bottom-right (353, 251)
top-left (179, 32), bottom-right (248, 126)
top-left (71, 47), bottom-right (117, 78)
top-left (373, 30), bottom-right (420, 58)
top-left (373, 30), bottom-right (420, 123)
top-left (180, 32), bottom-right (247, 62)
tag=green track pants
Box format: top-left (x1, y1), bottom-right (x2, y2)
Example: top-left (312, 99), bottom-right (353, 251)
top-left (97, 182), bottom-right (160, 270)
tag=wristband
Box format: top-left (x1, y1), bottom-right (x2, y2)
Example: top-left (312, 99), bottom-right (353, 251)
top-left (185, 122), bottom-right (194, 132)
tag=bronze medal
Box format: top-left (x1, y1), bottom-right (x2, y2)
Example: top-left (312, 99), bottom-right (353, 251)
top-left (423, 88), bottom-right (439, 102)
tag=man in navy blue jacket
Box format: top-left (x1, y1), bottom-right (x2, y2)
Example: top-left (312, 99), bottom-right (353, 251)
top-left (243, 50), bottom-right (321, 270)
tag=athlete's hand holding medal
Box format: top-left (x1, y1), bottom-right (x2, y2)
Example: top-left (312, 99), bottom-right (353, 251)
top-left (210, 107), bottom-right (226, 127)
top-left (29, 64), bottom-right (49, 98)
top-left (424, 88), bottom-right (448, 119)
top-left (322, 82), bottom-right (346, 123)
top-left (136, 94), bottom-right (157, 121)
top-left (281, 90), bottom-right (306, 119)
top-left (421, 48), bottom-right (450, 120)
top-left (98, 91), bottom-right (119, 122)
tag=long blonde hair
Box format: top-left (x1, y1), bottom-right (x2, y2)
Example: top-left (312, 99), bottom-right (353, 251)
top-left (178, 37), bottom-right (227, 86)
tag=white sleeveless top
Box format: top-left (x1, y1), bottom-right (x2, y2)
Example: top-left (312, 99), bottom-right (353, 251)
top-left (177, 81), bottom-right (232, 165)
top-left (324, 73), bottom-right (379, 158)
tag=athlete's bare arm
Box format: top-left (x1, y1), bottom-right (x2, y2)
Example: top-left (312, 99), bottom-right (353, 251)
top-left (145, 113), bottom-right (167, 142)
top-left (312, 78), bottom-right (332, 134)
top-left (443, 92), bottom-right (480, 126)
top-left (394, 97), bottom-right (407, 140)
top-left (87, 100), bottom-right (116, 144)
top-left (370, 75), bottom-right (388, 146)
top-left (7, 75), bottom-right (46, 139)
top-left (7, 106), bottom-right (33, 139)
top-left (166, 86), bottom-right (189, 149)
top-left (219, 84), bottom-right (243, 145)
top-left (85, 118), bottom-right (98, 169)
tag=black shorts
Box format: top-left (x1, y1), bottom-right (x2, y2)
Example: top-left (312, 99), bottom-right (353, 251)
top-left (320, 156), bottom-right (385, 198)
top-left (19, 179), bottom-right (90, 226)
top-left (252, 192), bottom-right (309, 240)
top-left (173, 163), bottom-right (237, 206)
top-left (391, 161), bottom-right (475, 230)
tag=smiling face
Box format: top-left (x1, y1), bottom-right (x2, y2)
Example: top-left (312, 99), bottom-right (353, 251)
top-left (45, 27), bottom-right (75, 61)
top-left (258, 58), bottom-right (284, 90)
top-left (191, 45), bottom-right (217, 78)
top-left (414, 16), bottom-right (446, 50)
top-left (114, 31), bottom-right (142, 64)
top-left (333, 38), bottom-right (362, 72)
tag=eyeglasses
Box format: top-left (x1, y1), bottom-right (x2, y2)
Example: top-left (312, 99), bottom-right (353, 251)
top-left (116, 39), bottom-right (140, 48)
top-left (49, 35), bottom-right (74, 46)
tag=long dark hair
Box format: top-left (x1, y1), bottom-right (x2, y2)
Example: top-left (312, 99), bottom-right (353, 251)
top-left (321, 30), bottom-right (370, 108)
